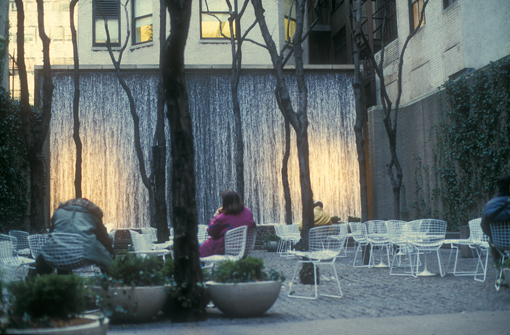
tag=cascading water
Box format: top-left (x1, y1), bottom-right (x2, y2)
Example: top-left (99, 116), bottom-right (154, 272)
top-left (49, 69), bottom-right (360, 228)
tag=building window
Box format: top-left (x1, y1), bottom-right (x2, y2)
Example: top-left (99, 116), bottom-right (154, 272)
top-left (374, 0), bottom-right (397, 43)
top-left (200, 0), bottom-right (235, 39)
top-left (133, 0), bottom-right (153, 44)
top-left (333, 26), bottom-right (348, 64)
top-left (409, 0), bottom-right (425, 32)
top-left (443, 0), bottom-right (456, 9)
top-left (93, 0), bottom-right (120, 46)
top-left (284, 0), bottom-right (296, 42)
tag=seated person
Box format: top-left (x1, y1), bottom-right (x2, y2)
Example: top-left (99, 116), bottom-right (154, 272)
top-left (199, 190), bottom-right (256, 258)
top-left (481, 173), bottom-right (510, 266)
top-left (298, 200), bottom-right (332, 237)
top-left (36, 198), bottom-right (114, 274)
top-left (294, 200), bottom-right (332, 250)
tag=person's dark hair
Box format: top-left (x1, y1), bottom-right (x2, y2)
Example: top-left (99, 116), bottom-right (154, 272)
top-left (497, 173), bottom-right (510, 193)
top-left (221, 190), bottom-right (244, 215)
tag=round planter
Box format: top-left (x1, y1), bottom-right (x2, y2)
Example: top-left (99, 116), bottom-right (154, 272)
top-left (6, 313), bottom-right (109, 335)
top-left (89, 285), bottom-right (168, 323)
top-left (263, 241), bottom-right (279, 252)
top-left (207, 280), bottom-right (281, 317)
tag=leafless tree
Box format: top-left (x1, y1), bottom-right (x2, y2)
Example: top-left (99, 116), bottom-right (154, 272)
top-left (163, 0), bottom-right (206, 322)
top-left (352, 0), bottom-right (429, 219)
top-left (250, 0), bottom-right (321, 247)
top-left (95, 0), bottom-right (168, 239)
top-left (70, 0), bottom-right (82, 198)
top-left (14, 0), bottom-right (54, 232)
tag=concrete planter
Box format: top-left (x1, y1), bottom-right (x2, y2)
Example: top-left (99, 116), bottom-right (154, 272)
top-left (90, 285), bottom-right (168, 323)
top-left (207, 280), bottom-right (281, 317)
top-left (6, 313), bottom-right (109, 335)
top-left (263, 241), bottom-right (279, 252)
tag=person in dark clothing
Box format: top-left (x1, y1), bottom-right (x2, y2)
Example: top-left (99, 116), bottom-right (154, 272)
top-left (35, 198), bottom-right (114, 275)
top-left (480, 173), bottom-right (510, 269)
top-left (481, 173), bottom-right (510, 239)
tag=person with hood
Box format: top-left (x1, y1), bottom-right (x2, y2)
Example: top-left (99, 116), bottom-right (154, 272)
top-left (199, 190), bottom-right (256, 258)
top-left (36, 198), bottom-right (114, 274)
top-left (298, 200), bottom-right (332, 237)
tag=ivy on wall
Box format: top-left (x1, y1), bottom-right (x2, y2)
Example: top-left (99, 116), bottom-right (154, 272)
top-left (435, 57), bottom-right (510, 230)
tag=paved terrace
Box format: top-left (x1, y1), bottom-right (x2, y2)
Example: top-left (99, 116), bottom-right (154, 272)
top-left (108, 249), bottom-right (510, 334)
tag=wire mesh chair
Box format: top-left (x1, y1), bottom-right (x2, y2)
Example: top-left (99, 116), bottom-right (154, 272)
top-left (0, 237), bottom-right (32, 282)
top-left (274, 224), bottom-right (287, 255)
top-left (469, 218), bottom-right (490, 282)
top-left (287, 225), bottom-right (345, 299)
top-left (9, 230), bottom-right (31, 256)
top-left (386, 220), bottom-right (416, 277)
top-left (200, 225), bottom-right (249, 268)
top-left (129, 230), bottom-right (171, 260)
top-left (408, 219), bottom-right (447, 277)
top-left (490, 221), bottom-right (510, 291)
top-left (198, 225), bottom-right (209, 244)
top-left (41, 233), bottom-right (88, 272)
top-left (27, 233), bottom-right (49, 259)
top-left (366, 220), bottom-right (391, 268)
top-left (349, 222), bottom-right (370, 267)
top-left (282, 224), bottom-right (301, 258)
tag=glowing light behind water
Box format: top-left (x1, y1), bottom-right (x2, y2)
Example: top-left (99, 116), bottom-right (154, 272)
top-left (49, 70), bottom-right (360, 228)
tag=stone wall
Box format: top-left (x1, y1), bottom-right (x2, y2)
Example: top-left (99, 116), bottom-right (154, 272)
top-left (368, 91), bottom-right (442, 221)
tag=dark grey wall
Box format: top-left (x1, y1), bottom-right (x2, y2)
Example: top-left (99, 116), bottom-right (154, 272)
top-left (368, 91), bottom-right (443, 220)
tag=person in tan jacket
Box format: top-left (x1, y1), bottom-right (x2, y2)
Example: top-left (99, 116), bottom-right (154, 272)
top-left (298, 200), bottom-right (332, 237)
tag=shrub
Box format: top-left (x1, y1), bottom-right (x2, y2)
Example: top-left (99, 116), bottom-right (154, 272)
top-left (262, 234), bottom-right (281, 244)
top-left (210, 256), bottom-right (285, 283)
top-left (90, 253), bottom-right (174, 289)
top-left (347, 216), bottom-right (361, 222)
top-left (6, 274), bottom-right (87, 328)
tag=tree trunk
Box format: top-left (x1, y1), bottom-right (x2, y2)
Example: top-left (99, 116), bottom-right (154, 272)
top-left (280, 103), bottom-right (292, 226)
top-left (251, 0), bottom-right (314, 246)
top-left (70, 0), bottom-right (82, 199)
top-left (163, 0), bottom-right (205, 322)
top-left (351, 0), bottom-right (369, 222)
top-left (152, 0), bottom-right (169, 242)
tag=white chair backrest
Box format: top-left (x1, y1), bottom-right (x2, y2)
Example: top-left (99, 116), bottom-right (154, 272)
top-left (309, 225), bottom-right (344, 253)
top-left (349, 222), bottom-right (367, 242)
top-left (0, 240), bottom-right (15, 259)
top-left (130, 230), bottom-right (149, 251)
top-left (367, 220), bottom-right (388, 235)
top-left (28, 234), bottom-right (49, 259)
top-left (490, 221), bottom-right (510, 249)
top-left (385, 220), bottom-right (408, 244)
top-left (42, 233), bottom-right (87, 270)
top-left (224, 226), bottom-right (248, 258)
top-left (0, 234), bottom-right (17, 253)
top-left (9, 230), bottom-right (29, 251)
top-left (198, 225), bottom-right (209, 243)
top-left (468, 218), bottom-right (487, 243)
top-left (244, 227), bottom-right (257, 257)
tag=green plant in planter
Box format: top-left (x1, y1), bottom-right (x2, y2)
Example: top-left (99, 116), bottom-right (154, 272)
top-left (90, 252), bottom-right (174, 289)
top-left (331, 216), bottom-right (340, 224)
top-left (262, 234), bottom-right (281, 244)
top-left (3, 274), bottom-right (87, 329)
top-left (348, 216), bottom-right (361, 222)
top-left (211, 256), bottom-right (285, 283)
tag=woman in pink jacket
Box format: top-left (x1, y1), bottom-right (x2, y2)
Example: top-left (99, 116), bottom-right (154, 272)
top-left (199, 190), bottom-right (256, 257)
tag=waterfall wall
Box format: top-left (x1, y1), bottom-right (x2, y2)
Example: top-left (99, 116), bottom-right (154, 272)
top-left (49, 68), bottom-right (360, 228)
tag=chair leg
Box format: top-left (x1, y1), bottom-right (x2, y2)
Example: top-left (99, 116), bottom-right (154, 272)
top-left (437, 249), bottom-right (445, 277)
top-left (288, 259), bottom-right (319, 300)
top-left (474, 246), bottom-right (489, 282)
top-left (320, 262), bottom-right (343, 299)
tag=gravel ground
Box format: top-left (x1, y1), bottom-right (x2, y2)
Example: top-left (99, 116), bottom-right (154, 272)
top-left (108, 247), bottom-right (510, 331)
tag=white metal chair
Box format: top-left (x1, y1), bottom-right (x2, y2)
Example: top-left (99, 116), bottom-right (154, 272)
top-left (129, 230), bottom-right (171, 260)
top-left (366, 220), bottom-right (391, 268)
top-left (282, 224), bottom-right (301, 258)
top-left (274, 224), bottom-right (287, 255)
top-left (200, 226), bottom-right (251, 267)
top-left (41, 232), bottom-right (88, 272)
top-left (386, 220), bottom-right (416, 277)
top-left (349, 222), bottom-right (370, 267)
top-left (28, 233), bottom-right (49, 259)
top-left (287, 225), bottom-right (345, 299)
top-left (490, 221), bottom-right (510, 291)
top-left (198, 225), bottom-right (209, 244)
top-left (0, 237), bottom-right (33, 282)
top-left (9, 230), bottom-right (31, 256)
top-left (408, 219), bottom-right (447, 277)
top-left (469, 218), bottom-right (490, 282)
